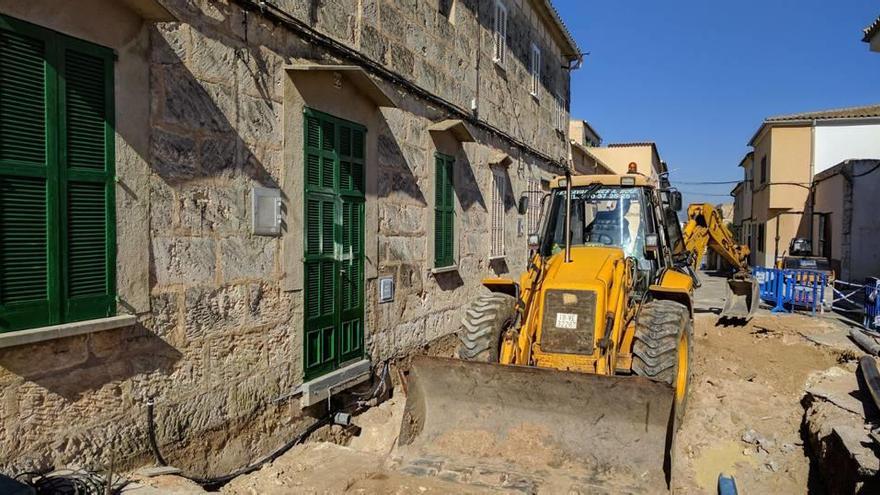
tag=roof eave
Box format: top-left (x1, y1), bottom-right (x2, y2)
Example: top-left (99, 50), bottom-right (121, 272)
top-left (530, 0), bottom-right (581, 61)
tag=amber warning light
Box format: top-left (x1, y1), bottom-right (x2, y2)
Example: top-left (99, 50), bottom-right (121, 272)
top-left (627, 162), bottom-right (638, 173)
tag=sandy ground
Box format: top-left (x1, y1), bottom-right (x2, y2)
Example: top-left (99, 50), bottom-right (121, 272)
top-left (131, 273), bottom-right (861, 494)
top-left (672, 312), bottom-right (849, 493)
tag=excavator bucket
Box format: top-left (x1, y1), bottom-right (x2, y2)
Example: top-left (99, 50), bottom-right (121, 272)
top-left (722, 277), bottom-right (760, 319)
top-left (396, 356), bottom-right (677, 493)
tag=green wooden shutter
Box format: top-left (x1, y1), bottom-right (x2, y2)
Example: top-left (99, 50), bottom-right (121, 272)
top-left (303, 109), bottom-right (366, 379)
top-left (338, 123), bottom-right (364, 363)
top-left (59, 37), bottom-right (115, 322)
top-left (434, 153), bottom-right (454, 268)
top-left (0, 15), bottom-right (115, 332)
top-left (0, 18), bottom-right (56, 331)
top-left (304, 111), bottom-right (337, 378)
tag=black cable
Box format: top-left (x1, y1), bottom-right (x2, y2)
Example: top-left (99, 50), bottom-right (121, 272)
top-left (15, 468), bottom-right (130, 495)
top-left (146, 398), bottom-right (167, 467)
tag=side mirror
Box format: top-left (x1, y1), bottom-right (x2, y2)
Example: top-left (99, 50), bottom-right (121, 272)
top-left (645, 233), bottom-right (660, 259)
top-left (518, 195), bottom-right (530, 215)
top-left (528, 233), bottom-right (540, 251)
top-left (670, 191), bottom-right (683, 212)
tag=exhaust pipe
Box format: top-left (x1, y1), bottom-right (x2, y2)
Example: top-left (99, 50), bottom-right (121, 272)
top-left (564, 170), bottom-right (572, 263)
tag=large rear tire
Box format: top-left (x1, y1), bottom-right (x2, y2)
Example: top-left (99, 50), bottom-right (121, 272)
top-left (457, 293), bottom-right (516, 362)
top-left (632, 299), bottom-right (693, 424)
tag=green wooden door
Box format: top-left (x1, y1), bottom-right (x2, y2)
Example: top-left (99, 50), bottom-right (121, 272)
top-left (303, 109), bottom-right (365, 380)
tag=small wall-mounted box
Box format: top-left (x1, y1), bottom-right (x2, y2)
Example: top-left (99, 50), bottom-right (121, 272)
top-left (251, 186), bottom-right (282, 236)
top-left (378, 276), bottom-right (394, 303)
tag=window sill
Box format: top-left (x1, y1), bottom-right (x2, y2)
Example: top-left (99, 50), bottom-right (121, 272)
top-left (488, 255), bottom-right (506, 261)
top-left (0, 315), bottom-right (137, 349)
top-left (431, 265), bottom-right (459, 275)
top-left (493, 58), bottom-right (506, 71)
top-left (530, 91), bottom-right (539, 101)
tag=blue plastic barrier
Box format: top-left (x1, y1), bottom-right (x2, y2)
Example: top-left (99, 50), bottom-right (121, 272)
top-left (864, 277), bottom-right (880, 330)
top-left (752, 267), bottom-right (827, 315)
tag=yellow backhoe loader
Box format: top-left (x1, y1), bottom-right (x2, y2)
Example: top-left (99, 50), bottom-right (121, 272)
top-left (682, 203), bottom-right (759, 318)
top-left (397, 172), bottom-right (700, 492)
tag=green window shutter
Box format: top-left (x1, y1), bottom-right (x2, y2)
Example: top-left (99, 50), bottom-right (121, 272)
top-left (434, 153), bottom-right (454, 268)
top-left (0, 15), bottom-right (115, 332)
top-left (0, 19), bottom-right (56, 332)
top-left (59, 37), bottom-right (115, 322)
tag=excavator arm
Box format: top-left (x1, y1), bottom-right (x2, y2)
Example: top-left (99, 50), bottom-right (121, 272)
top-left (683, 203), bottom-right (750, 273)
top-left (683, 203), bottom-right (758, 318)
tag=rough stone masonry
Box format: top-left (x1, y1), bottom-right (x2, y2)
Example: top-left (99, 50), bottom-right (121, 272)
top-left (0, 0), bottom-right (577, 476)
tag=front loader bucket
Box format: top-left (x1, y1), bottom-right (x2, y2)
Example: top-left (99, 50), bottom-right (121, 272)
top-left (396, 356), bottom-right (676, 493)
top-left (722, 278), bottom-right (759, 319)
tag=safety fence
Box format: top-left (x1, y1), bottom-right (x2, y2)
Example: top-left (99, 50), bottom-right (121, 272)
top-left (752, 267), bottom-right (827, 315)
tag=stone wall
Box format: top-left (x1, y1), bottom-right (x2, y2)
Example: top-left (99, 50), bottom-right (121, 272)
top-left (274, 0), bottom-right (572, 160)
top-left (0, 0), bottom-right (572, 475)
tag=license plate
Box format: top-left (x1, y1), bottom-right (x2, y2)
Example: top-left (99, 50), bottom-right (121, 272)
top-left (555, 313), bottom-right (578, 329)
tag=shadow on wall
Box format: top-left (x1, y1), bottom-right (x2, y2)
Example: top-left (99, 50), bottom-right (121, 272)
top-left (149, 33), bottom-right (278, 189)
top-left (428, 130), bottom-right (486, 212)
top-left (0, 324), bottom-right (182, 401)
top-left (375, 119), bottom-right (427, 206)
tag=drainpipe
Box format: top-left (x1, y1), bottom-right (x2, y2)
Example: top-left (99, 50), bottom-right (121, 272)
top-left (808, 119), bottom-right (817, 250)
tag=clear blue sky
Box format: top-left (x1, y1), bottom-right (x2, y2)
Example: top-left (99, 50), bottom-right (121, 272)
top-left (554, 0), bottom-right (880, 208)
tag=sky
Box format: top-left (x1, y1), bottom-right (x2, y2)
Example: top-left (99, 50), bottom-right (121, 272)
top-left (554, 0), bottom-right (880, 208)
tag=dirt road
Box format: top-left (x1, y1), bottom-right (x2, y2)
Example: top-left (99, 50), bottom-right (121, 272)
top-left (135, 274), bottom-right (857, 494)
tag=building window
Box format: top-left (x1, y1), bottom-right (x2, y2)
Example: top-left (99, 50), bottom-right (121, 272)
top-left (530, 43), bottom-right (541, 98)
top-left (0, 15), bottom-right (117, 333)
top-left (554, 92), bottom-right (567, 133)
top-left (760, 156), bottom-right (767, 184)
top-left (526, 177), bottom-right (544, 234)
top-left (490, 168), bottom-right (506, 258)
top-left (757, 223), bottom-right (765, 255)
top-left (492, 0), bottom-right (508, 67)
top-left (434, 153), bottom-right (455, 268)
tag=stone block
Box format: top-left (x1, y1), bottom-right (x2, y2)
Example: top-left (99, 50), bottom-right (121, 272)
top-left (187, 33), bottom-right (237, 84)
top-left (237, 46), bottom-right (283, 102)
top-left (221, 237), bottom-right (277, 281)
top-left (199, 133), bottom-right (239, 176)
top-left (383, 236), bottom-right (426, 263)
top-left (152, 237), bottom-right (217, 286)
top-left (239, 95), bottom-right (280, 147)
top-left (149, 176), bottom-right (177, 234)
top-left (379, 204), bottom-right (425, 235)
top-left (183, 284), bottom-right (250, 340)
top-left (160, 67), bottom-right (235, 133)
top-left (178, 183), bottom-right (246, 233)
top-left (151, 291), bottom-right (182, 338)
top-left (0, 335), bottom-right (89, 377)
top-left (150, 128), bottom-right (197, 181)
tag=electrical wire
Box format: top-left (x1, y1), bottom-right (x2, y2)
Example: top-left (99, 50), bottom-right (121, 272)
top-left (14, 468), bottom-right (130, 495)
top-left (676, 180), bottom-right (743, 185)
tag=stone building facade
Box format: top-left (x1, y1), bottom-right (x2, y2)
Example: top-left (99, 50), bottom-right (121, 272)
top-left (0, 0), bottom-right (580, 475)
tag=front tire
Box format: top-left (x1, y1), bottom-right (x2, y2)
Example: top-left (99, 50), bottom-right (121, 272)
top-left (457, 293), bottom-right (516, 362)
top-left (632, 299), bottom-right (693, 424)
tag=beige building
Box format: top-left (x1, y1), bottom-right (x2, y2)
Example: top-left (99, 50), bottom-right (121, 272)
top-left (865, 15), bottom-right (880, 52)
top-left (0, 0), bottom-right (581, 475)
top-left (737, 104), bottom-right (880, 268)
top-left (590, 142), bottom-right (666, 178)
top-left (568, 120), bottom-right (613, 175)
